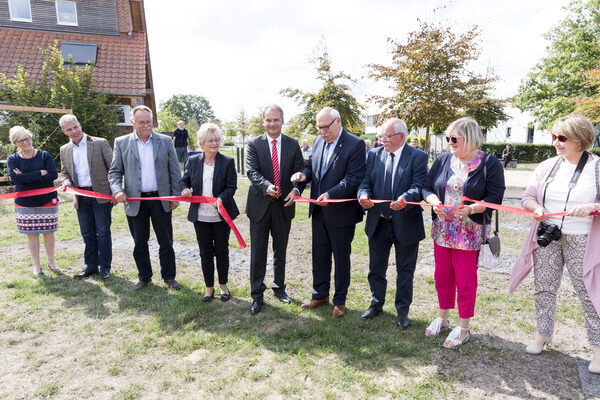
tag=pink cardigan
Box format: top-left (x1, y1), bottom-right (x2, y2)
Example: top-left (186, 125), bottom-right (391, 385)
top-left (509, 155), bottom-right (600, 316)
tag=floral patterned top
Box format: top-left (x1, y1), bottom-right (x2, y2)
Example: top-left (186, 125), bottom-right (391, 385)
top-left (432, 150), bottom-right (486, 250)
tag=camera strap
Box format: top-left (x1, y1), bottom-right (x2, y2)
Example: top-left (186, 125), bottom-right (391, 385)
top-left (542, 151), bottom-right (590, 229)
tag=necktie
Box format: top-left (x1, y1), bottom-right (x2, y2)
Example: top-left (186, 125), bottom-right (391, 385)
top-left (321, 142), bottom-right (331, 178)
top-left (382, 153), bottom-right (395, 218)
top-left (272, 139), bottom-right (281, 198)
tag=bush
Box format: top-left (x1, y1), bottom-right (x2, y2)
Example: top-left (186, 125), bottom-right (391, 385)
top-left (482, 143), bottom-right (559, 163)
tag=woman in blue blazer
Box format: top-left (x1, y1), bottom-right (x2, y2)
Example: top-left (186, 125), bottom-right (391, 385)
top-left (181, 123), bottom-right (239, 302)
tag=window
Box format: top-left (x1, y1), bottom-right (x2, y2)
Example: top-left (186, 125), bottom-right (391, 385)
top-left (8, 0), bottom-right (32, 22)
top-left (506, 127), bottom-right (512, 139)
top-left (366, 115), bottom-right (376, 127)
top-left (56, 0), bottom-right (77, 26)
top-left (114, 106), bottom-right (132, 126)
top-left (59, 42), bottom-right (97, 65)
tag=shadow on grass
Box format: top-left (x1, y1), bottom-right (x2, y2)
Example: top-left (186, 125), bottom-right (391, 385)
top-left (29, 272), bottom-right (586, 398)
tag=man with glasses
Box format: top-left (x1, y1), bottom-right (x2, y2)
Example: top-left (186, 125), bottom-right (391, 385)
top-left (109, 105), bottom-right (182, 291)
top-left (292, 107), bottom-right (365, 318)
top-left (357, 118), bottom-right (428, 328)
top-left (245, 104), bottom-right (304, 315)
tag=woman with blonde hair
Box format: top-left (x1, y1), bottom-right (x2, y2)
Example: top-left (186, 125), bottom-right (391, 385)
top-left (7, 126), bottom-right (60, 275)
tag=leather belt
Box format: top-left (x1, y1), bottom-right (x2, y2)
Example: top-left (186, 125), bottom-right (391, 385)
top-left (78, 186), bottom-right (93, 191)
top-left (141, 191), bottom-right (159, 197)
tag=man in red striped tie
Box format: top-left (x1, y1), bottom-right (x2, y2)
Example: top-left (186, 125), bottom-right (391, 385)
top-left (245, 104), bottom-right (304, 315)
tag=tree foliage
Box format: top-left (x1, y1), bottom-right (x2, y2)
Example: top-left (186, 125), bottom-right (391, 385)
top-left (515, 0), bottom-right (600, 128)
top-left (0, 42), bottom-right (118, 160)
top-left (281, 40), bottom-right (364, 136)
top-left (160, 94), bottom-right (214, 126)
top-left (157, 107), bottom-right (178, 133)
top-left (367, 21), bottom-right (508, 148)
top-left (575, 63), bottom-right (600, 122)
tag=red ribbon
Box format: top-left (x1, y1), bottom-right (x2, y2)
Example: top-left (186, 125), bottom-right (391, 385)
top-left (1, 187), bottom-right (247, 248)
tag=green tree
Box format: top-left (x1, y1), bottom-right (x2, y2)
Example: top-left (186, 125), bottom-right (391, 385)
top-left (157, 107), bottom-right (178, 133)
top-left (367, 21), bottom-right (507, 150)
top-left (160, 94), bottom-right (214, 126)
top-left (514, 0), bottom-right (600, 127)
top-left (281, 40), bottom-right (364, 136)
top-left (0, 42), bottom-right (118, 160)
top-left (575, 63), bottom-right (600, 122)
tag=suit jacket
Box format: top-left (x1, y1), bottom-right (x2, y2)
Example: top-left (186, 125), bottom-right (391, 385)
top-left (296, 129), bottom-right (365, 227)
top-left (181, 151), bottom-right (239, 222)
top-left (60, 135), bottom-right (113, 209)
top-left (357, 145), bottom-right (427, 244)
top-left (245, 133), bottom-right (304, 222)
top-left (108, 131), bottom-right (181, 216)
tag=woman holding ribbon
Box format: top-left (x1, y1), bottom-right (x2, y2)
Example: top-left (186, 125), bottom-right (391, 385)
top-left (181, 123), bottom-right (239, 302)
top-left (7, 126), bottom-right (60, 275)
top-left (422, 117), bottom-right (505, 348)
top-left (510, 114), bottom-right (600, 373)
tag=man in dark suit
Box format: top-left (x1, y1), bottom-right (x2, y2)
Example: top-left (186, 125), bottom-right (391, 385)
top-left (108, 105), bottom-right (182, 291)
top-left (59, 114), bottom-right (114, 280)
top-left (357, 118), bottom-right (427, 328)
top-left (245, 104), bottom-right (304, 315)
top-left (292, 107), bottom-right (365, 318)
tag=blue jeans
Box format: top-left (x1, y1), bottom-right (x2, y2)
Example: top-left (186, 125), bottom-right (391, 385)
top-left (76, 197), bottom-right (113, 272)
top-left (175, 147), bottom-right (188, 164)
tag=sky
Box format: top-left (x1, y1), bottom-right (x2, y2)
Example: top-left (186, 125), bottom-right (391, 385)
top-left (144, 0), bottom-right (568, 123)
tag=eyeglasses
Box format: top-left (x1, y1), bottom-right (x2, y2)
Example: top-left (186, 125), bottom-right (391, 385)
top-left (134, 120), bottom-right (153, 126)
top-left (552, 134), bottom-right (568, 142)
top-left (445, 136), bottom-right (464, 144)
top-left (317, 118), bottom-right (337, 131)
top-left (204, 139), bottom-right (220, 144)
top-left (381, 133), bottom-right (402, 141)
top-left (16, 137), bottom-right (31, 144)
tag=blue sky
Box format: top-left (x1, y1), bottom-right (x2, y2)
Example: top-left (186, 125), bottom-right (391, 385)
top-left (145, 0), bottom-right (567, 122)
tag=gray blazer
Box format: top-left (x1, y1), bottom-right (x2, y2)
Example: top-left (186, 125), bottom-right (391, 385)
top-left (59, 135), bottom-right (113, 209)
top-left (108, 131), bottom-right (181, 216)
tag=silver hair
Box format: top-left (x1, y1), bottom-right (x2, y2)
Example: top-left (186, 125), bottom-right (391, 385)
top-left (130, 105), bottom-right (153, 122)
top-left (9, 126), bottom-right (33, 145)
top-left (197, 123), bottom-right (225, 146)
top-left (445, 116), bottom-right (482, 152)
top-left (317, 107), bottom-right (340, 120)
top-left (59, 114), bottom-right (79, 128)
top-left (393, 120), bottom-right (408, 135)
top-left (262, 104), bottom-right (284, 120)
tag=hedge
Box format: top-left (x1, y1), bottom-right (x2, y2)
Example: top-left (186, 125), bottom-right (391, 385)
top-left (483, 142), bottom-right (600, 163)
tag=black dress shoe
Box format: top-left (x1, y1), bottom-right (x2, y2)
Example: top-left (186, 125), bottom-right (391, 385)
top-left (274, 290), bottom-right (292, 304)
top-left (74, 269), bottom-right (98, 279)
top-left (361, 307), bottom-right (382, 320)
top-left (220, 293), bottom-right (231, 302)
top-left (397, 314), bottom-right (410, 329)
top-left (250, 299), bottom-right (263, 315)
top-left (99, 270), bottom-right (110, 280)
top-left (201, 293), bottom-right (214, 303)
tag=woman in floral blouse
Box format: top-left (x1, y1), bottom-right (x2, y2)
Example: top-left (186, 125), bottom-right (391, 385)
top-left (422, 117), bottom-right (505, 348)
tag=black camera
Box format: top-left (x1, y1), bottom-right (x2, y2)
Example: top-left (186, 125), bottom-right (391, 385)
top-left (537, 222), bottom-right (562, 247)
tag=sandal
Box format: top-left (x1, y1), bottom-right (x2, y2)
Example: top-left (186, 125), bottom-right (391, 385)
top-left (443, 326), bottom-right (471, 348)
top-left (425, 317), bottom-right (450, 337)
top-left (525, 335), bottom-right (552, 355)
top-left (48, 263), bottom-right (61, 273)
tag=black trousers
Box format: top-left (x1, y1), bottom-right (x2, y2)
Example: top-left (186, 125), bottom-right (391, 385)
top-left (127, 200), bottom-right (176, 282)
top-left (249, 200), bottom-right (291, 300)
top-left (368, 218), bottom-right (418, 315)
top-left (194, 220), bottom-right (231, 287)
top-left (311, 208), bottom-right (355, 306)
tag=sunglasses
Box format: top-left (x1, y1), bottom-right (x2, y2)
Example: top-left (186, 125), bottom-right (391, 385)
top-left (552, 134), bottom-right (568, 142)
top-left (445, 136), bottom-right (463, 144)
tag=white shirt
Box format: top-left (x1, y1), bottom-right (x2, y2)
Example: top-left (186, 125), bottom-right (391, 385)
top-left (197, 164), bottom-right (221, 222)
top-left (71, 133), bottom-right (92, 187)
top-left (135, 131), bottom-right (158, 192)
top-left (267, 134), bottom-right (281, 172)
top-left (386, 144), bottom-right (405, 188)
top-left (545, 157), bottom-right (598, 234)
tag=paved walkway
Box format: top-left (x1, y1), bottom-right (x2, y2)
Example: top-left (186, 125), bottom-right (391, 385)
top-left (504, 168), bottom-right (533, 199)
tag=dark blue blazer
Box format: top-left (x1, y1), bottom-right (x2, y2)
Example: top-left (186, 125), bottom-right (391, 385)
top-left (180, 151), bottom-right (239, 222)
top-left (422, 151), bottom-right (505, 224)
top-left (358, 145), bottom-right (428, 244)
top-left (297, 129), bottom-right (365, 227)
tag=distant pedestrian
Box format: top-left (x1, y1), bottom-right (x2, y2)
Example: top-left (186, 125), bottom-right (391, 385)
top-left (173, 121), bottom-right (189, 169)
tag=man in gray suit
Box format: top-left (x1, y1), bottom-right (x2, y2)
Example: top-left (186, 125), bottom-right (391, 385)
top-left (59, 114), bottom-right (114, 280)
top-left (108, 105), bottom-right (182, 290)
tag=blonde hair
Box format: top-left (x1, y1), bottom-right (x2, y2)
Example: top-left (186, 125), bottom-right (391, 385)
top-left (445, 117), bottom-right (482, 152)
top-left (9, 126), bottom-right (33, 145)
top-left (197, 123), bottom-right (224, 146)
top-left (550, 114), bottom-right (595, 151)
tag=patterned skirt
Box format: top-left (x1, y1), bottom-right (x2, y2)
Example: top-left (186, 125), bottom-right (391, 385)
top-left (15, 200), bottom-right (59, 234)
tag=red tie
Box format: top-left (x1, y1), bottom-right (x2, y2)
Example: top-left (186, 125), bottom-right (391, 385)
top-left (272, 139), bottom-right (281, 198)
